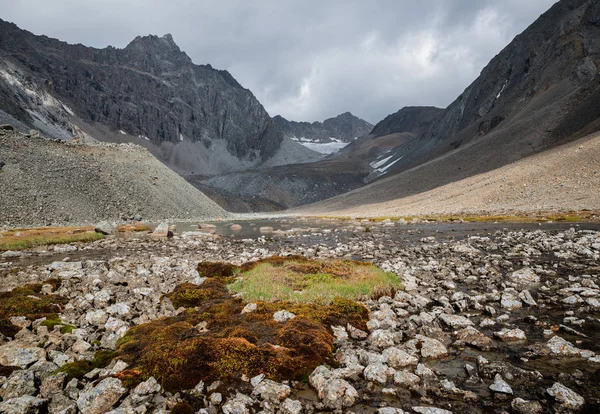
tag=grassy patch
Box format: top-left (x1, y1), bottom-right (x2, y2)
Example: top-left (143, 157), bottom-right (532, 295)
top-left (0, 280), bottom-right (67, 337)
top-left (228, 258), bottom-right (400, 305)
top-left (115, 257), bottom-right (386, 392)
top-left (0, 226), bottom-right (104, 251)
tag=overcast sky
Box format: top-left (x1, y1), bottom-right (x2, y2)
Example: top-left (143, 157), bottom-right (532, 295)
top-left (2, 0), bottom-right (557, 123)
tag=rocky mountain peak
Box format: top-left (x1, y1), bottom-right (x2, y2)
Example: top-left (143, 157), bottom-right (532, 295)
top-left (124, 33), bottom-right (191, 63)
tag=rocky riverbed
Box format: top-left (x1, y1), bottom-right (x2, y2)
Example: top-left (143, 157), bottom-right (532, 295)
top-left (0, 220), bottom-right (599, 413)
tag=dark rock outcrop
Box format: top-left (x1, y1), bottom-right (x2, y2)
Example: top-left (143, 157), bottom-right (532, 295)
top-left (370, 106), bottom-right (444, 138)
top-left (274, 112), bottom-right (373, 143)
top-left (0, 19), bottom-right (282, 175)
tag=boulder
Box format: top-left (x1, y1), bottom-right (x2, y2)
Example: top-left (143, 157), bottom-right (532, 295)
top-left (509, 268), bottom-right (540, 288)
top-left (0, 396), bottom-right (47, 414)
top-left (94, 221), bottom-right (115, 235)
top-left (76, 377), bottom-right (126, 414)
top-left (273, 310), bottom-right (295, 323)
top-left (309, 366), bottom-right (358, 410)
top-left (0, 342), bottom-right (46, 369)
top-left (151, 222), bottom-right (170, 238)
top-left (547, 382), bottom-right (585, 410)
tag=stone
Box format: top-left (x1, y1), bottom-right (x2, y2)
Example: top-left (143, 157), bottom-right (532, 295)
top-left (454, 326), bottom-right (494, 351)
top-left (0, 370), bottom-right (37, 400)
top-left (363, 362), bottom-right (391, 385)
top-left (280, 398), bottom-right (303, 414)
top-left (547, 382), bottom-right (585, 410)
top-left (76, 378), bottom-right (126, 414)
top-left (230, 224), bottom-right (242, 231)
top-left (273, 310), bottom-right (295, 323)
top-left (210, 392), bottom-right (223, 405)
top-left (0, 342), bottom-right (46, 369)
top-left (545, 335), bottom-right (594, 358)
top-left (509, 268), bottom-right (540, 287)
top-left (417, 335), bottom-right (448, 359)
top-left (369, 329), bottom-right (396, 348)
top-left (393, 370), bottom-right (420, 387)
top-left (347, 323), bottom-right (368, 340)
top-left (378, 408), bottom-right (404, 414)
top-left (438, 314), bottom-right (474, 329)
top-left (501, 291), bottom-right (522, 311)
top-left (253, 379), bottom-right (291, 403)
top-left (259, 227), bottom-right (274, 234)
top-left (106, 303), bottom-right (131, 317)
top-left (494, 328), bottom-right (527, 342)
top-left (94, 221), bottom-right (115, 235)
top-left (0, 396), bottom-right (47, 414)
top-left (250, 374), bottom-right (265, 387)
top-left (309, 366), bottom-right (358, 410)
top-left (412, 407), bottom-right (453, 414)
top-left (383, 347), bottom-right (418, 368)
top-left (151, 222), bottom-right (170, 238)
top-left (519, 290), bottom-right (537, 306)
top-left (85, 310), bottom-right (108, 326)
top-left (241, 303), bottom-right (257, 314)
top-left (511, 398), bottom-right (543, 414)
top-left (489, 374), bottom-right (513, 394)
top-left (222, 392), bottom-right (254, 414)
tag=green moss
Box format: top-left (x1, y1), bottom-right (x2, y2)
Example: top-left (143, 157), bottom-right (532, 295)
top-left (40, 317), bottom-right (76, 334)
top-left (55, 350), bottom-right (117, 380)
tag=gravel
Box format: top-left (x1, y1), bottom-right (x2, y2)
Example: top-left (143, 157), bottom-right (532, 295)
top-left (0, 131), bottom-right (227, 227)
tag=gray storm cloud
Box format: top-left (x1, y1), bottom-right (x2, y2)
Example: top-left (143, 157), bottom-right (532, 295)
top-left (2, 0), bottom-right (557, 123)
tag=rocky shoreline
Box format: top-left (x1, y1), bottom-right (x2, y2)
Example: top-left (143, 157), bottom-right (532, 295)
top-left (0, 220), bottom-right (599, 413)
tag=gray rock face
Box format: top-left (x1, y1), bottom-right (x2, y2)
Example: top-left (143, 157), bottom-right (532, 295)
top-left (274, 112), bottom-right (373, 143)
top-left (0, 19), bottom-right (282, 176)
top-left (370, 106), bottom-right (445, 138)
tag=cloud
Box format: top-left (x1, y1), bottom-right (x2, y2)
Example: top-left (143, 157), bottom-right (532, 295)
top-left (1, 0), bottom-right (557, 123)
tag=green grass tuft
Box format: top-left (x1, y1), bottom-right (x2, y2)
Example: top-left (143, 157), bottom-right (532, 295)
top-left (228, 259), bottom-right (401, 305)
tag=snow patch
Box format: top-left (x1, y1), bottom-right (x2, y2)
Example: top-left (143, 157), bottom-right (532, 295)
top-left (119, 130), bottom-right (127, 135)
top-left (180, 133), bottom-right (184, 141)
top-left (496, 80), bottom-right (508, 99)
top-left (138, 134), bottom-right (150, 141)
top-left (297, 141), bottom-right (349, 154)
top-left (370, 155), bottom-right (394, 169)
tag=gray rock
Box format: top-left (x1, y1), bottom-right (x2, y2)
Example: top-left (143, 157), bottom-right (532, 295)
top-left (280, 398), bottom-right (303, 414)
top-left (252, 379), bottom-right (291, 403)
top-left (417, 335), bottom-right (448, 359)
top-left (383, 347), bottom-right (418, 368)
top-left (273, 310), bottom-right (295, 323)
top-left (412, 407), bottom-right (453, 414)
top-left (0, 342), bottom-right (45, 369)
top-left (509, 268), bottom-right (540, 288)
top-left (363, 362), bottom-right (392, 385)
top-left (511, 398), bottom-right (543, 414)
top-left (151, 222), bottom-right (170, 238)
top-left (489, 374), bottom-right (513, 394)
top-left (76, 378), bottom-right (126, 414)
top-left (309, 366), bottom-right (358, 410)
top-left (547, 382), bottom-right (585, 410)
top-left (0, 396), bottom-right (47, 414)
top-left (494, 328), bottom-right (527, 342)
top-left (94, 221), bottom-right (115, 235)
top-left (0, 370), bottom-right (37, 400)
top-left (438, 314), bottom-right (474, 329)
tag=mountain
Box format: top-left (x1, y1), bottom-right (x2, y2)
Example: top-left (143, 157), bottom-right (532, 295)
top-left (0, 19), bottom-right (289, 176)
top-left (273, 112), bottom-right (373, 144)
top-left (370, 106), bottom-right (445, 138)
top-left (296, 0), bottom-right (600, 216)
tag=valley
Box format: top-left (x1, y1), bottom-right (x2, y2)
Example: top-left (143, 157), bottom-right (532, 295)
top-left (0, 0), bottom-right (599, 413)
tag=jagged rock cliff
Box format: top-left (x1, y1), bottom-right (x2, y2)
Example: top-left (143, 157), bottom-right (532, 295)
top-left (273, 112), bottom-right (373, 143)
top-left (0, 19), bottom-right (283, 175)
top-left (370, 106), bottom-right (444, 138)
